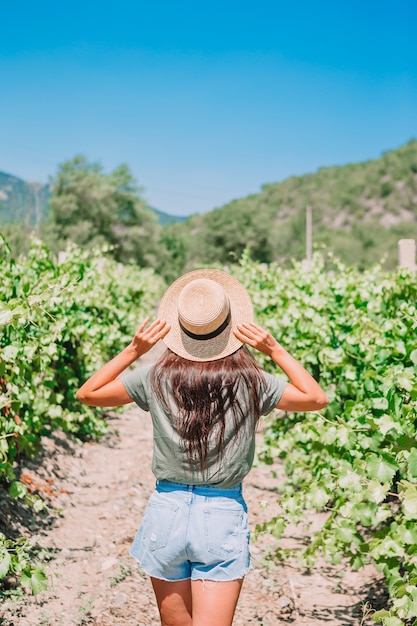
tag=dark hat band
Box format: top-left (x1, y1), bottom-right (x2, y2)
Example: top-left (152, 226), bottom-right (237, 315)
top-left (179, 310), bottom-right (231, 341)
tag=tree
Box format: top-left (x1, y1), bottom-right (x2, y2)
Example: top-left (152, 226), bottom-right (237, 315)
top-left (46, 155), bottom-right (160, 266)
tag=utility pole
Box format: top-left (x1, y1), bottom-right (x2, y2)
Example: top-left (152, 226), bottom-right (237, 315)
top-left (398, 239), bottom-right (416, 271)
top-left (306, 205), bottom-right (312, 264)
top-left (34, 185), bottom-right (41, 233)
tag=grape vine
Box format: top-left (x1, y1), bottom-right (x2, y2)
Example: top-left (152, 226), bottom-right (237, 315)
top-left (233, 252), bottom-right (417, 625)
top-left (0, 235), bottom-right (165, 593)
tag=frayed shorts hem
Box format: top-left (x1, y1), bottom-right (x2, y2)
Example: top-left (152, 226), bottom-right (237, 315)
top-left (129, 554), bottom-right (189, 582)
top-left (130, 553), bottom-right (251, 582)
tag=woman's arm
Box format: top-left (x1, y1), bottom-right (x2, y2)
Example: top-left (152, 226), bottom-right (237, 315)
top-left (76, 318), bottom-right (170, 407)
top-left (234, 322), bottom-right (329, 412)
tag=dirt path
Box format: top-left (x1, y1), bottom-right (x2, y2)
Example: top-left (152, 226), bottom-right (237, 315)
top-left (1, 357), bottom-right (383, 625)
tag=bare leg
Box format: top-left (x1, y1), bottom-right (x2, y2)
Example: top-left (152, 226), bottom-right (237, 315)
top-left (151, 577), bottom-right (193, 626)
top-left (191, 578), bottom-right (244, 626)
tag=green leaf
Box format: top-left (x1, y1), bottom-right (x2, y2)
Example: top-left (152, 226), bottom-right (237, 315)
top-left (403, 486), bottom-right (417, 519)
top-left (270, 518), bottom-right (286, 539)
top-left (375, 349), bottom-right (391, 364)
top-left (2, 345), bottom-right (19, 361)
top-left (355, 502), bottom-right (377, 526)
top-left (21, 567), bottom-right (48, 595)
top-left (335, 524), bottom-right (356, 544)
top-left (335, 425), bottom-right (350, 446)
top-left (308, 485), bottom-right (329, 509)
top-left (383, 618), bottom-right (405, 626)
top-left (378, 414), bottom-right (401, 436)
top-left (410, 349), bottom-right (417, 366)
top-left (367, 480), bottom-right (390, 504)
top-left (372, 608), bottom-right (390, 621)
top-left (0, 550), bottom-right (11, 578)
top-left (0, 308), bottom-right (13, 326)
top-left (372, 397), bottom-right (389, 411)
top-left (397, 373), bottom-right (414, 392)
top-left (339, 469), bottom-right (362, 491)
top-left (29, 568), bottom-right (48, 595)
top-left (408, 448), bottom-right (417, 479)
top-left (9, 481), bottom-right (28, 500)
top-left (322, 426), bottom-right (337, 445)
top-left (395, 523), bottom-right (417, 545)
top-left (366, 453), bottom-right (398, 483)
top-left (351, 554), bottom-right (364, 569)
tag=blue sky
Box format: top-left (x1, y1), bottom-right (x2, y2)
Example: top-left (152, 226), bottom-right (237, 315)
top-left (1, 1), bottom-right (416, 216)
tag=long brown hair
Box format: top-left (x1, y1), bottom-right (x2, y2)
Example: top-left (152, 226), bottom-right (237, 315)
top-left (150, 346), bottom-right (266, 471)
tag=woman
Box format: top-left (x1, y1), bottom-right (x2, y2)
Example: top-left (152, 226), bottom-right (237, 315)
top-left (76, 269), bottom-right (328, 626)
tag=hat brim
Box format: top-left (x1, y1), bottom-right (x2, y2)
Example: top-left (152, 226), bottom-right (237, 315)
top-left (157, 269), bottom-right (253, 362)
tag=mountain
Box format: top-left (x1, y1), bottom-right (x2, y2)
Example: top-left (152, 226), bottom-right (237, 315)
top-left (159, 140), bottom-right (417, 274)
top-left (0, 171), bottom-right (184, 227)
top-left (0, 171), bottom-right (49, 225)
top-left (151, 207), bottom-right (187, 226)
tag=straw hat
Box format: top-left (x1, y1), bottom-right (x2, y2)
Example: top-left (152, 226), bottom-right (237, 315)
top-left (158, 269), bottom-right (253, 362)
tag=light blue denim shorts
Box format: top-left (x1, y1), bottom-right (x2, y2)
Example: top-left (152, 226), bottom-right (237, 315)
top-left (130, 480), bottom-right (250, 582)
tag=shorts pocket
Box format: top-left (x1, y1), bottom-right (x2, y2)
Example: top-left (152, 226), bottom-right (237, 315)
top-left (141, 500), bottom-right (179, 552)
top-left (203, 507), bottom-right (248, 559)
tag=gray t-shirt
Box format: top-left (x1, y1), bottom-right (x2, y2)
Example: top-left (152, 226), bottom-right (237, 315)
top-left (121, 364), bottom-right (286, 487)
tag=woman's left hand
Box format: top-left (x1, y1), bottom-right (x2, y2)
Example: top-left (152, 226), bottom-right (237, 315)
top-left (76, 317), bottom-right (170, 407)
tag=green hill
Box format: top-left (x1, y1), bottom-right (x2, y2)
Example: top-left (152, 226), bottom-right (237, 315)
top-left (159, 140), bottom-right (417, 277)
top-left (2, 141), bottom-right (416, 275)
